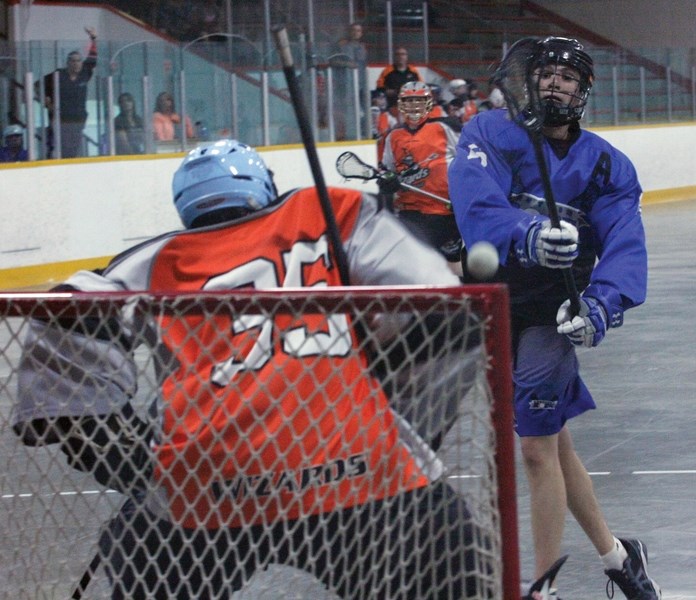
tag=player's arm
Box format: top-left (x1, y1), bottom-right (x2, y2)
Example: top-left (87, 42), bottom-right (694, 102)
top-left (346, 192), bottom-right (482, 449)
top-left (12, 272), bottom-right (154, 492)
top-left (83, 26), bottom-right (98, 76)
top-left (448, 118), bottom-right (565, 269)
top-left (345, 192), bottom-right (460, 286)
top-left (14, 278), bottom-right (137, 438)
top-left (442, 120), bottom-right (461, 167)
top-left (557, 156), bottom-right (646, 346)
top-left (584, 159), bottom-right (647, 316)
top-left (448, 120), bottom-right (528, 264)
top-left (376, 132), bottom-right (402, 197)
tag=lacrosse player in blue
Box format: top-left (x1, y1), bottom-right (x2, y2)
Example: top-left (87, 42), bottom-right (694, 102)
top-left (448, 37), bottom-right (660, 600)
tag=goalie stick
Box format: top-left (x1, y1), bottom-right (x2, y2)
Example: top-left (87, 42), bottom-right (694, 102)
top-left (491, 38), bottom-right (581, 316)
top-left (273, 25), bottom-right (350, 286)
top-left (68, 407), bottom-right (153, 598)
top-left (335, 150), bottom-right (452, 208)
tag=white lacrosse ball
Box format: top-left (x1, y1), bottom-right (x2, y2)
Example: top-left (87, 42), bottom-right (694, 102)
top-left (466, 241), bottom-right (499, 280)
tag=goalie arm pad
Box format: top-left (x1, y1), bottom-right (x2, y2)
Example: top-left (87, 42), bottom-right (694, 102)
top-left (13, 312), bottom-right (138, 445)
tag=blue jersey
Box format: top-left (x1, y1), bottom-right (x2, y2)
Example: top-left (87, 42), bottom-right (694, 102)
top-left (448, 109), bottom-right (647, 327)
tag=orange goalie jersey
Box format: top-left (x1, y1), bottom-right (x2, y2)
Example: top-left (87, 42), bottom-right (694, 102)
top-left (143, 187), bottom-right (431, 529)
top-left (381, 120), bottom-right (460, 216)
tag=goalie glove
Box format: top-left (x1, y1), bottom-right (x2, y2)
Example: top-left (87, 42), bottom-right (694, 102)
top-left (58, 402), bottom-right (153, 495)
top-left (376, 170), bottom-right (401, 195)
top-left (526, 219), bottom-right (579, 268)
top-left (556, 296), bottom-right (607, 348)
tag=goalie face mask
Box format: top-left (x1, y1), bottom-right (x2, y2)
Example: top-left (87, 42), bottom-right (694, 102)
top-left (532, 37), bottom-right (594, 126)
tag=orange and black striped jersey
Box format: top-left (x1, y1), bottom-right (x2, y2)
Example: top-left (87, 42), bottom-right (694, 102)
top-left (375, 64), bottom-right (423, 94)
top-left (17, 188), bottom-right (460, 530)
top-left (382, 121), bottom-right (460, 216)
top-left (148, 188), bottom-right (432, 527)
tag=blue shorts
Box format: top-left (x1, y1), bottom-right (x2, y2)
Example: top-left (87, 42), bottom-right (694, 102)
top-left (513, 326), bottom-right (596, 437)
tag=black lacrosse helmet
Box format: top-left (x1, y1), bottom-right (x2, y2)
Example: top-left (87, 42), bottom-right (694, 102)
top-left (492, 36), bottom-right (594, 129)
top-left (532, 36), bottom-right (594, 126)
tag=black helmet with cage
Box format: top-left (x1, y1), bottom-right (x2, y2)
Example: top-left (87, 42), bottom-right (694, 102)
top-left (532, 36), bottom-right (594, 126)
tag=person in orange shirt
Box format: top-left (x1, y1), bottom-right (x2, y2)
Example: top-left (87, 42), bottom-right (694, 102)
top-left (14, 139), bottom-right (490, 599)
top-left (152, 91), bottom-right (194, 141)
top-left (375, 46), bottom-right (423, 110)
top-left (381, 82), bottom-right (463, 276)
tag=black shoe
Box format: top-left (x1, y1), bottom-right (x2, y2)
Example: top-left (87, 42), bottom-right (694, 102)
top-left (605, 538), bottom-right (661, 599)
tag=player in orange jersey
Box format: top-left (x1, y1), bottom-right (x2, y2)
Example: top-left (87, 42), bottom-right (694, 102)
top-left (14, 139), bottom-right (491, 599)
top-left (381, 82), bottom-right (463, 276)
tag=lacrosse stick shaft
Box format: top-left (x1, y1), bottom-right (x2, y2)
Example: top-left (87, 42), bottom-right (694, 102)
top-left (72, 551), bottom-right (102, 599)
top-left (531, 133), bottom-right (581, 315)
top-left (273, 26), bottom-right (350, 286)
top-left (399, 182), bottom-right (451, 207)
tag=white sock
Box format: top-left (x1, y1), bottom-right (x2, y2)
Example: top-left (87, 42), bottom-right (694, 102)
top-left (601, 536), bottom-right (628, 571)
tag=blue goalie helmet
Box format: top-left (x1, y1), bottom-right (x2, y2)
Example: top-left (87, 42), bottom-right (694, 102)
top-left (173, 139), bottom-right (276, 228)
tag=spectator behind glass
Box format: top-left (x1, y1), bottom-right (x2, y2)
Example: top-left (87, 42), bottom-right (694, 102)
top-left (153, 0), bottom-right (196, 40)
top-left (0, 125), bottom-right (29, 162)
top-left (152, 91), bottom-right (194, 142)
top-left (190, 0), bottom-right (224, 41)
top-left (40, 26), bottom-right (98, 158)
top-left (336, 22), bottom-right (368, 92)
top-left (375, 47), bottom-right (423, 109)
top-left (332, 22), bottom-right (370, 138)
top-left (114, 93), bottom-right (145, 155)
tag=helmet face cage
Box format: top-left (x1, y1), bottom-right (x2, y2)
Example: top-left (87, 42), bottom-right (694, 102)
top-left (397, 82), bottom-right (433, 126)
top-left (532, 37), bottom-right (594, 126)
top-left (173, 139), bottom-right (276, 228)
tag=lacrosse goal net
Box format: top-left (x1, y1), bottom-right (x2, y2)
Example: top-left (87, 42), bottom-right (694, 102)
top-left (0, 286), bottom-right (518, 599)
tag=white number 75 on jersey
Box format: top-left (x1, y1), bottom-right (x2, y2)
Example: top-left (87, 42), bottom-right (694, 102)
top-left (200, 236), bottom-right (352, 386)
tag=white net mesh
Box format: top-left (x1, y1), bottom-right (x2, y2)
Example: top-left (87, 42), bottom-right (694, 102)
top-left (0, 287), bottom-right (515, 599)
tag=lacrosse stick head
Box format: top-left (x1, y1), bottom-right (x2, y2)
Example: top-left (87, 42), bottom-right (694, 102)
top-left (492, 36), bottom-right (594, 131)
top-left (336, 151), bottom-right (380, 181)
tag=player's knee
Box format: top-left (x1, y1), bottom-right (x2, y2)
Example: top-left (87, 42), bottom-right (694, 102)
top-left (519, 435), bottom-right (558, 471)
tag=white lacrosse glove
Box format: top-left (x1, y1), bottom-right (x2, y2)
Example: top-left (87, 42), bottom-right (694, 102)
top-left (526, 219), bottom-right (579, 268)
top-left (556, 296), bottom-right (608, 348)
